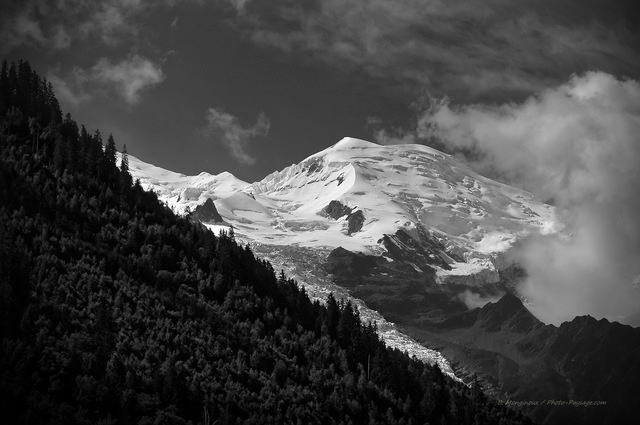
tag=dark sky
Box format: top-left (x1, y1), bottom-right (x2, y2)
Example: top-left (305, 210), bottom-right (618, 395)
top-left (1, 0), bottom-right (639, 182)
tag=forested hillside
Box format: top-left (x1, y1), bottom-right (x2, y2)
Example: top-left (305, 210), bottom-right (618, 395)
top-left (0, 60), bottom-right (532, 425)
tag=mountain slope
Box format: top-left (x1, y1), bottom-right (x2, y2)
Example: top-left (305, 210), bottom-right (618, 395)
top-left (408, 294), bottom-right (640, 425)
top-left (128, 154), bottom-right (249, 209)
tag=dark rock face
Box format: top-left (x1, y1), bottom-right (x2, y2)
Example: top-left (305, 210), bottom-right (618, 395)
top-left (323, 200), bottom-right (365, 235)
top-left (305, 157), bottom-right (323, 175)
top-left (476, 292), bottom-right (542, 333)
top-left (192, 198), bottom-right (223, 223)
top-left (326, 247), bottom-right (378, 277)
top-left (380, 229), bottom-right (453, 271)
top-left (324, 200), bottom-right (352, 220)
top-left (346, 210), bottom-right (365, 234)
top-left (325, 247), bottom-right (456, 323)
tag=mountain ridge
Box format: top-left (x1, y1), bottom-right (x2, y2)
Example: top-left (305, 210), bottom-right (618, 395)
top-left (401, 291), bottom-right (640, 425)
top-left (129, 136), bottom-right (561, 286)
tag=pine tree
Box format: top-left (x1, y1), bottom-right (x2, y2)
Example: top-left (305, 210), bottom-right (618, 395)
top-left (120, 144), bottom-right (132, 190)
top-left (88, 129), bottom-right (103, 178)
top-left (326, 293), bottom-right (341, 340)
top-left (0, 60), bottom-right (9, 116)
top-left (53, 135), bottom-right (67, 170)
top-left (46, 81), bottom-right (62, 124)
top-left (7, 61), bottom-right (17, 101)
top-left (120, 144), bottom-right (129, 174)
top-left (61, 113), bottom-right (80, 172)
top-left (105, 134), bottom-right (117, 168)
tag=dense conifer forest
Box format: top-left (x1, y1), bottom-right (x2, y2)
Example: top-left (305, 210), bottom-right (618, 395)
top-left (0, 60), bottom-right (533, 424)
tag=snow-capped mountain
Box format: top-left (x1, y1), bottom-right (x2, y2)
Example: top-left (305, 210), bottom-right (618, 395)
top-left (128, 154), bottom-right (249, 206)
top-left (131, 137), bottom-right (559, 285)
top-left (127, 137), bottom-right (561, 379)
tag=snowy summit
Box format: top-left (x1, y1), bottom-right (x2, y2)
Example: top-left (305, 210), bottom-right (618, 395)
top-left (129, 137), bottom-right (560, 285)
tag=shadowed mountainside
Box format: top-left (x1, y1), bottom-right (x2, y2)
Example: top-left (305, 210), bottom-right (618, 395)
top-left (328, 247), bottom-right (640, 425)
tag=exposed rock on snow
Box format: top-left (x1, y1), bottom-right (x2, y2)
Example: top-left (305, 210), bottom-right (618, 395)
top-left (191, 198), bottom-right (223, 223)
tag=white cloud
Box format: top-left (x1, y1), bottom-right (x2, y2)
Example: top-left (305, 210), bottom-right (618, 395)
top-left (0, 4), bottom-right (47, 53)
top-left (78, 0), bottom-right (147, 45)
top-left (47, 55), bottom-right (165, 107)
top-left (47, 68), bottom-right (93, 107)
top-left (202, 108), bottom-right (270, 165)
top-left (458, 289), bottom-right (503, 310)
top-left (91, 55), bottom-right (165, 104)
top-left (420, 72), bottom-right (640, 325)
top-left (367, 116), bottom-right (417, 146)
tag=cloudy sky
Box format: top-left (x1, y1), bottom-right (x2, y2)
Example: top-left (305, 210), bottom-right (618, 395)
top-left (2, 0), bottom-right (637, 180)
top-left (3, 0), bottom-right (640, 324)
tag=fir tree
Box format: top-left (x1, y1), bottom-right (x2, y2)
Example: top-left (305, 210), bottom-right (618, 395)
top-left (105, 133), bottom-right (117, 168)
top-left (120, 144), bottom-right (132, 190)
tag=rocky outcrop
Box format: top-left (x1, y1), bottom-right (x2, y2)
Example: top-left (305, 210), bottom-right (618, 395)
top-left (325, 246), bottom-right (379, 277)
top-left (380, 229), bottom-right (453, 271)
top-left (324, 200), bottom-right (352, 220)
top-left (323, 200), bottom-right (365, 235)
top-left (192, 198), bottom-right (223, 223)
top-left (346, 210), bottom-right (365, 234)
top-left (475, 292), bottom-right (542, 333)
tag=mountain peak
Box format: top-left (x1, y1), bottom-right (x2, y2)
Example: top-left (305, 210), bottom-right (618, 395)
top-left (191, 198), bottom-right (223, 223)
top-left (478, 293), bottom-right (541, 332)
top-left (330, 137), bottom-right (379, 150)
top-left (495, 292), bottom-right (525, 311)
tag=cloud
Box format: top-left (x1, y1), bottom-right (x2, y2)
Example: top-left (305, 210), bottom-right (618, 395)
top-left (226, 0), bottom-right (250, 12)
top-left (47, 67), bottom-right (93, 107)
top-left (419, 72), bottom-right (640, 325)
top-left (78, 0), bottom-right (148, 45)
top-left (0, 0), bottom-right (124, 51)
top-left (226, 0), bottom-right (640, 102)
top-left (458, 290), bottom-right (503, 310)
top-left (4, 1), bottom-right (637, 103)
top-left (0, 2), bottom-right (48, 53)
top-left (202, 108), bottom-right (270, 165)
top-left (51, 25), bottom-right (72, 49)
top-left (0, 0), bottom-right (201, 52)
top-left (367, 116), bottom-right (417, 146)
top-left (47, 55), bottom-right (165, 107)
top-left (91, 55), bottom-right (165, 104)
